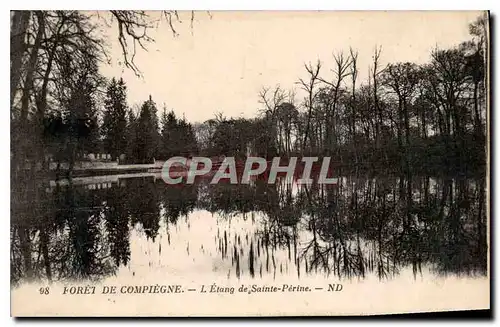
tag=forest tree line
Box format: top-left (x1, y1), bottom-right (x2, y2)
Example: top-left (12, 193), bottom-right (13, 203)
top-left (11, 11), bottom-right (488, 177)
top-left (10, 10), bottom-right (198, 177)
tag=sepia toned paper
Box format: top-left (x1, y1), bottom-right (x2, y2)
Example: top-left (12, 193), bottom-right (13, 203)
top-left (10, 10), bottom-right (490, 317)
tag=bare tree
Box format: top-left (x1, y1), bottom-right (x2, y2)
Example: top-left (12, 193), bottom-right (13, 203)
top-left (372, 46), bottom-right (383, 147)
top-left (298, 60), bottom-right (322, 152)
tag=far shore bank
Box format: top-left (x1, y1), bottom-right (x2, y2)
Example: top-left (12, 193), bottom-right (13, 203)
top-left (15, 161), bottom-right (167, 179)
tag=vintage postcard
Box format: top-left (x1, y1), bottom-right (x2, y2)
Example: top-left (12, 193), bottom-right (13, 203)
top-left (10, 10), bottom-right (490, 317)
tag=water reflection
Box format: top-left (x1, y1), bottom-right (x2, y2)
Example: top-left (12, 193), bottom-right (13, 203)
top-left (11, 173), bottom-right (487, 286)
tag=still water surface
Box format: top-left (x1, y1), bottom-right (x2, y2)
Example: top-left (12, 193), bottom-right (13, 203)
top-left (11, 173), bottom-right (488, 286)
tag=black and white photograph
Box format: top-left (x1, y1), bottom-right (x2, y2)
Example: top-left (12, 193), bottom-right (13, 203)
top-left (10, 10), bottom-right (490, 316)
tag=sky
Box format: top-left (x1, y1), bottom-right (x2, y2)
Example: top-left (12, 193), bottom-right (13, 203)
top-left (98, 11), bottom-right (484, 123)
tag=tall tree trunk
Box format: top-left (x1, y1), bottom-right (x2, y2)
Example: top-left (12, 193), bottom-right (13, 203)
top-left (10, 10), bottom-right (31, 110)
top-left (20, 11), bottom-right (44, 123)
top-left (303, 97), bottom-right (313, 152)
top-left (473, 81), bottom-right (482, 136)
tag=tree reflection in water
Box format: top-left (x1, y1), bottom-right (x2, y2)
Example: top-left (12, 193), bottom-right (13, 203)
top-left (11, 172), bottom-right (487, 286)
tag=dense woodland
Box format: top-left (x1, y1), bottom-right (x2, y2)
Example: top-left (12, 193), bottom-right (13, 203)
top-left (11, 11), bottom-right (488, 179)
top-left (10, 11), bottom-right (489, 286)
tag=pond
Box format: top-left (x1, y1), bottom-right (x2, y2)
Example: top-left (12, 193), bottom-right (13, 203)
top-left (10, 172), bottom-right (488, 287)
